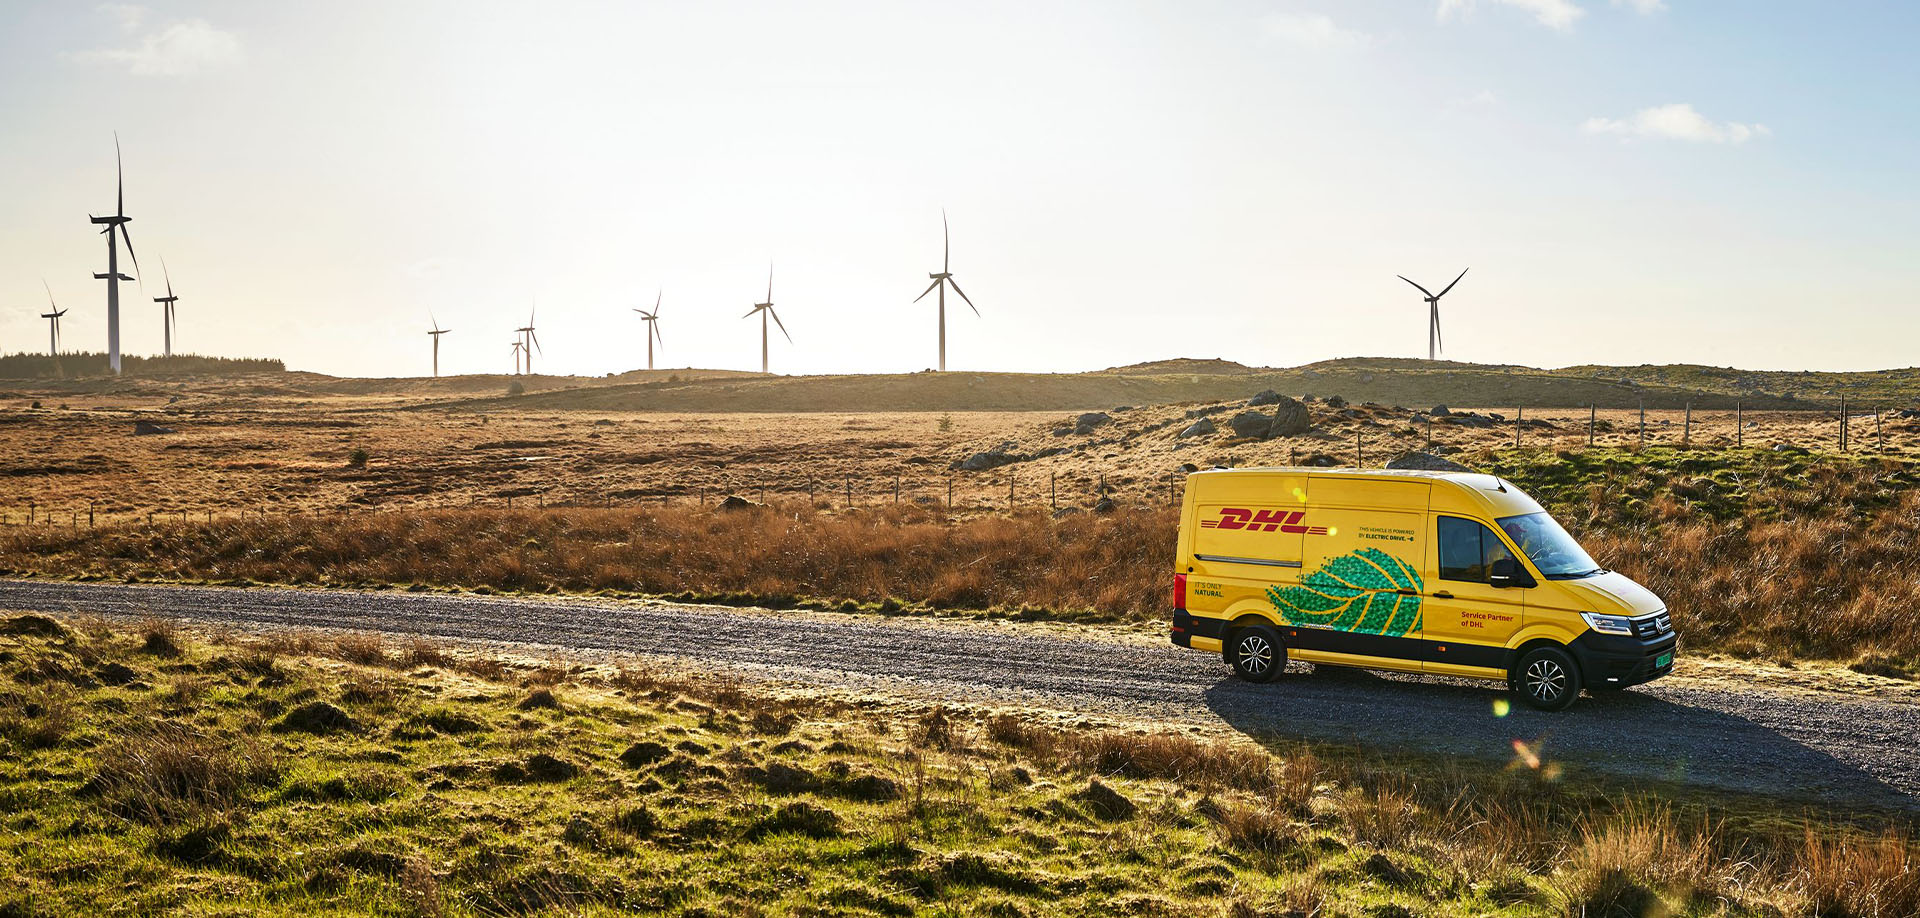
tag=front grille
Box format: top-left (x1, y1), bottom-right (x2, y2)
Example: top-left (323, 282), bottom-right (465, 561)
top-left (1631, 613), bottom-right (1671, 639)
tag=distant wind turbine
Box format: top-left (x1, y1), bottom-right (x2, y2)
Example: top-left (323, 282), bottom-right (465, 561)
top-left (152, 257), bottom-right (179, 357)
top-left (1396, 268), bottom-right (1468, 361)
top-left (632, 291), bottom-right (663, 371)
top-left (912, 209), bottom-right (978, 371)
top-left (89, 133), bottom-right (140, 375)
top-left (511, 339), bottom-right (525, 375)
top-left (742, 264), bottom-right (790, 374)
top-left (40, 280), bottom-right (67, 356)
top-left (515, 303), bottom-right (542, 375)
top-left (427, 313), bottom-right (451, 377)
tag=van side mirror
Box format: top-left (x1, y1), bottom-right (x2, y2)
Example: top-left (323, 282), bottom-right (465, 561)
top-left (1489, 557), bottom-right (1535, 589)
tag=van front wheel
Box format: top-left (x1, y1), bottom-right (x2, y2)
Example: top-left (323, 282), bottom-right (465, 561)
top-left (1228, 626), bottom-right (1285, 684)
top-left (1513, 646), bottom-right (1581, 711)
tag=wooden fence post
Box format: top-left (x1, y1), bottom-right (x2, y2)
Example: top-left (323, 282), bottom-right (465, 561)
top-left (894, 476), bottom-right (900, 505)
top-left (946, 477), bottom-right (953, 511)
top-left (1588, 404), bottom-right (1596, 447)
top-left (1877, 407), bottom-right (1884, 451)
top-left (1356, 429), bottom-right (1363, 467)
top-left (1736, 402), bottom-right (1743, 448)
top-left (1050, 471), bottom-right (1057, 511)
top-left (1638, 401), bottom-right (1646, 449)
top-left (1683, 403), bottom-right (1691, 445)
top-left (846, 477), bottom-right (853, 508)
top-left (1008, 475), bottom-right (1014, 511)
top-left (1841, 395), bottom-right (1848, 452)
top-left (1426, 416), bottom-right (1433, 451)
top-left (1514, 408), bottom-right (1522, 449)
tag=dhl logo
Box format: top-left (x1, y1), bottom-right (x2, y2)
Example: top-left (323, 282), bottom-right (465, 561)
top-left (1199, 508), bottom-right (1329, 534)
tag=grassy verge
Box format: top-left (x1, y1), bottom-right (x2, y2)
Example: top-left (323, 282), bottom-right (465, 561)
top-left (1, 614), bottom-right (1915, 917)
top-left (3, 449), bottom-right (1918, 668)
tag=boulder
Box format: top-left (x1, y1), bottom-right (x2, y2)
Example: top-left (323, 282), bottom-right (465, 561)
top-left (133, 420), bottom-right (176, 435)
top-left (1093, 497), bottom-right (1118, 514)
top-left (1246, 390), bottom-right (1283, 407)
top-left (1176, 418), bottom-right (1216, 439)
top-left (1269, 396), bottom-right (1312, 436)
top-left (1324, 395), bottom-right (1349, 409)
top-left (1430, 404), bottom-right (1451, 416)
top-left (953, 450), bottom-right (1018, 472)
top-left (715, 495), bottom-right (760, 511)
top-left (1385, 452), bottom-right (1475, 473)
top-left (1074, 412), bottom-right (1113, 435)
top-left (1228, 411), bottom-right (1272, 439)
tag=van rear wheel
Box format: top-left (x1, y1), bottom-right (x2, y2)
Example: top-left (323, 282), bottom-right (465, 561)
top-left (1228, 626), bottom-right (1285, 684)
top-left (1512, 646), bottom-right (1581, 711)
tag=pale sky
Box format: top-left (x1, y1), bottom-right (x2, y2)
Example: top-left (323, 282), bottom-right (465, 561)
top-left (2, 1), bottom-right (1916, 378)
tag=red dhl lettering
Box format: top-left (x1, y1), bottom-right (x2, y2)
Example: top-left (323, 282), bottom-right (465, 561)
top-left (1198, 508), bottom-right (1327, 535)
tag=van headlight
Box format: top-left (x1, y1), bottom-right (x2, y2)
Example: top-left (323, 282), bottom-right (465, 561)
top-left (1580, 612), bottom-right (1635, 636)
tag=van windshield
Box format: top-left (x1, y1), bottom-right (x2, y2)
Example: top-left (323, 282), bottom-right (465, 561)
top-left (1495, 512), bottom-right (1602, 579)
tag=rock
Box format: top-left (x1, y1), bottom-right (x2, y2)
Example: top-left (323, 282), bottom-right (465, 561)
top-left (953, 450), bottom-right (1018, 472)
top-left (1176, 418), bottom-right (1216, 439)
top-left (1429, 404), bottom-right (1451, 416)
top-left (1179, 463), bottom-right (1199, 473)
top-left (275, 701), bottom-right (356, 735)
top-left (133, 420), bottom-right (176, 435)
top-left (1228, 411), bottom-right (1272, 439)
top-left (1269, 396), bottom-right (1312, 436)
top-left (1325, 395), bottom-right (1348, 409)
top-left (1247, 390), bottom-right (1283, 406)
top-left (618, 741), bottom-right (671, 768)
top-left (1074, 412), bottom-right (1113, 435)
top-left (525, 753), bottom-right (580, 782)
top-left (1076, 779), bottom-right (1136, 820)
top-left (1093, 497), bottom-right (1118, 514)
top-left (1385, 452), bottom-right (1475, 473)
top-left (715, 495), bottom-right (760, 511)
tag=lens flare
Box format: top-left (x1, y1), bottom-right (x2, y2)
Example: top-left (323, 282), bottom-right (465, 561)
top-left (1511, 738), bottom-right (1542, 770)
top-left (1491, 698), bottom-right (1511, 718)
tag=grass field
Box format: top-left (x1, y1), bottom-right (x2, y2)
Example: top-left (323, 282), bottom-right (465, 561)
top-left (1, 614), bottom-right (1914, 917)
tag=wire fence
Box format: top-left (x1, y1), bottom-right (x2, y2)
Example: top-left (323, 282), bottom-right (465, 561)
top-left (0, 403), bottom-right (1909, 532)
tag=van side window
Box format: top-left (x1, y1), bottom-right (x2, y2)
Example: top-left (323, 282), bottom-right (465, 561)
top-left (1437, 517), bottom-right (1513, 583)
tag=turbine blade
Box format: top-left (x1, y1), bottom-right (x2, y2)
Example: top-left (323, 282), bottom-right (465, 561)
top-left (1434, 306), bottom-right (1443, 354)
top-left (653, 322), bottom-right (664, 346)
top-left (162, 255), bottom-right (172, 296)
top-left (743, 307), bottom-right (760, 319)
top-left (766, 262), bottom-right (774, 304)
top-left (118, 224), bottom-right (141, 278)
top-left (42, 278), bottom-right (55, 309)
top-left (947, 278), bottom-right (978, 316)
top-left (769, 308), bottom-right (792, 343)
top-left (1396, 275), bottom-right (1435, 298)
top-left (1436, 267), bottom-right (1469, 299)
top-left (655, 289), bottom-right (662, 312)
top-left (912, 279), bottom-right (941, 303)
top-left (942, 208), bottom-right (950, 273)
top-left (115, 131), bottom-right (124, 216)
top-left (531, 330), bottom-right (542, 354)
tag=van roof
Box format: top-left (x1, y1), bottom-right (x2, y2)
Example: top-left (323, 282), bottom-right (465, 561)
top-left (1189, 466), bottom-right (1544, 517)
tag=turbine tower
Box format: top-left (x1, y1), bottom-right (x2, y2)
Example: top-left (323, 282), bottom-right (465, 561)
top-left (1396, 268), bottom-right (1468, 361)
top-left (152, 257), bottom-right (179, 358)
top-left (511, 339), bottom-right (525, 375)
top-left (89, 134), bottom-right (140, 375)
top-left (912, 209), bottom-right (978, 371)
top-left (515, 304), bottom-right (542, 375)
top-left (632, 291), bottom-right (663, 371)
top-left (427, 313), bottom-right (450, 377)
top-left (742, 264), bottom-right (790, 374)
top-left (40, 281), bottom-right (67, 356)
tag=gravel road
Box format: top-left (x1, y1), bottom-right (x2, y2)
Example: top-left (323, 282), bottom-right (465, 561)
top-left (4, 579), bottom-right (1914, 811)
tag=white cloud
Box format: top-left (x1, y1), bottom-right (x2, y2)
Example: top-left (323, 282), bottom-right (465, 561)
top-left (1262, 11), bottom-right (1371, 50)
top-left (1611, 0), bottom-right (1668, 12)
top-left (1582, 103), bottom-right (1769, 143)
top-left (1437, 0), bottom-right (1586, 31)
top-left (72, 18), bottom-right (242, 76)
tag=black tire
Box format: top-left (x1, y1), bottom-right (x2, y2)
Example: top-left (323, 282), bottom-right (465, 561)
top-left (1512, 646), bottom-right (1582, 711)
top-left (1227, 625), bottom-right (1285, 684)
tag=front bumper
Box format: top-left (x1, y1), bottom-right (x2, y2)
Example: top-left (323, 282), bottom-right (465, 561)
top-left (1569, 629), bottom-right (1680, 688)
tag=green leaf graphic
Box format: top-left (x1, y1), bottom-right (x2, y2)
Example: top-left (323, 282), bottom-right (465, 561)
top-left (1266, 548), bottom-right (1423, 638)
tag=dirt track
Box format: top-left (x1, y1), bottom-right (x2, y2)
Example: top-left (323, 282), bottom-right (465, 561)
top-left (4, 579), bottom-right (1914, 812)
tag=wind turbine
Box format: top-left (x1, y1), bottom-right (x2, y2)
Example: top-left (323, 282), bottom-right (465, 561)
top-left (912, 209), bottom-right (978, 371)
top-left (90, 133), bottom-right (140, 375)
top-left (632, 291), bottom-right (663, 371)
top-left (40, 281), bottom-right (67, 356)
top-left (510, 339), bottom-right (525, 375)
top-left (742, 264), bottom-right (790, 374)
top-left (427, 313), bottom-right (450, 377)
top-left (152, 257), bottom-right (179, 357)
top-left (1396, 268), bottom-right (1468, 361)
top-left (515, 304), bottom-right (542, 375)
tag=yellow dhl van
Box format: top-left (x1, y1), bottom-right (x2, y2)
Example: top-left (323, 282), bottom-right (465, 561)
top-left (1170, 468), bottom-right (1676, 710)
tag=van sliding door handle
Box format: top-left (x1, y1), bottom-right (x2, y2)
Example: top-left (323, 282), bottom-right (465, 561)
top-left (1431, 591), bottom-right (1454, 599)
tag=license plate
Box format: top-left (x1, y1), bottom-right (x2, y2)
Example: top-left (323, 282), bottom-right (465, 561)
top-left (1655, 652), bottom-right (1672, 668)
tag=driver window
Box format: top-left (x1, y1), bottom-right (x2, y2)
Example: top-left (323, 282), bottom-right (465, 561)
top-left (1437, 517), bottom-right (1508, 583)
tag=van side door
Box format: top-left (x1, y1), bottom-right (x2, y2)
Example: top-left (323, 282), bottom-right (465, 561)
top-left (1421, 515), bottom-right (1526, 676)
